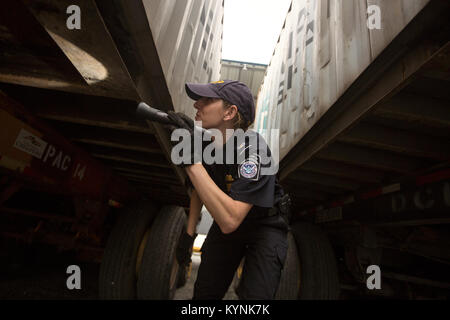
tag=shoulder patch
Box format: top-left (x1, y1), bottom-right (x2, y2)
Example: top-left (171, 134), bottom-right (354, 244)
top-left (238, 155), bottom-right (260, 180)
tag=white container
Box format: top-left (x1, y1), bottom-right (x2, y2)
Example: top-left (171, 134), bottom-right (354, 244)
top-left (143, 0), bottom-right (224, 118)
top-left (254, 0), bottom-right (429, 160)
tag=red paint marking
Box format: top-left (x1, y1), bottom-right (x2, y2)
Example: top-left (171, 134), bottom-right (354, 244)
top-left (311, 169), bottom-right (450, 215)
top-left (416, 169), bottom-right (450, 186)
top-left (360, 188), bottom-right (382, 200)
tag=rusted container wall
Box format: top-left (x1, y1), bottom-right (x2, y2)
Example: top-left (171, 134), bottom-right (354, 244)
top-left (143, 0), bottom-right (224, 118)
top-left (254, 0), bottom-right (430, 160)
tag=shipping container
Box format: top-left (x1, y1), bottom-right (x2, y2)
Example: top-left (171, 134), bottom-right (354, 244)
top-left (0, 0), bottom-right (223, 299)
top-left (144, 0), bottom-right (223, 118)
top-left (221, 59), bottom-right (267, 101)
top-left (0, 0), bottom-right (449, 300)
top-left (256, 0), bottom-right (431, 158)
top-left (254, 0), bottom-right (450, 299)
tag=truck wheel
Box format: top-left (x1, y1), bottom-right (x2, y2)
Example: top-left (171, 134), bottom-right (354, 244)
top-left (275, 232), bottom-right (301, 299)
top-left (137, 205), bottom-right (186, 299)
top-left (290, 222), bottom-right (340, 299)
top-left (99, 200), bottom-right (158, 299)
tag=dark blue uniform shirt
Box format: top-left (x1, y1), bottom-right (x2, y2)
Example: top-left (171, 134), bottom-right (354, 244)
top-left (191, 129), bottom-right (284, 217)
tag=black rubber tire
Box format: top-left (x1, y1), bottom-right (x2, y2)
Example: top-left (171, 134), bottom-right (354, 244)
top-left (99, 200), bottom-right (158, 299)
top-left (275, 232), bottom-right (301, 299)
top-left (137, 205), bottom-right (187, 299)
top-left (290, 222), bottom-right (340, 299)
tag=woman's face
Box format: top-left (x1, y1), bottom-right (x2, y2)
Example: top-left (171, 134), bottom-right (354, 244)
top-left (194, 97), bottom-right (226, 129)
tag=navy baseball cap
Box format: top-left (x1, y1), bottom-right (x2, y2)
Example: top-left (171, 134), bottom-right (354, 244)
top-left (185, 80), bottom-right (255, 124)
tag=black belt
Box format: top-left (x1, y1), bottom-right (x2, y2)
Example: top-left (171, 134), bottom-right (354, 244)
top-left (249, 207), bottom-right (279, 219)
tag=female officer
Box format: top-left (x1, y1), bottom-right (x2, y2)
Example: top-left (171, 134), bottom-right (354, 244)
top-left (167, 80), bottom-right (288, 300)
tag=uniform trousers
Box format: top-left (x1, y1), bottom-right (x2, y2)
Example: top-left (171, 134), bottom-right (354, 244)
top-left (193, 214), bottom-right (288, 300)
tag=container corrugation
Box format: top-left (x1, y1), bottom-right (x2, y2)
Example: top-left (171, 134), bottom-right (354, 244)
top-left (221, 59), bottom-right (267, 102)
top-left (143, 0), bottom-right (224, 118)
top-left (254, 0), bottom-right (430, 160)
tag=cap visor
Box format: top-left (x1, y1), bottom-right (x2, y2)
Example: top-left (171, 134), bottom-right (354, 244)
top-left (185, 83), bottom-right (221, 101)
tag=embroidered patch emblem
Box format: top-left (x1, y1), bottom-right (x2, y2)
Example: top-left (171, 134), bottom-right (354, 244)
top-left (239, 160), bottom-right (259, 179)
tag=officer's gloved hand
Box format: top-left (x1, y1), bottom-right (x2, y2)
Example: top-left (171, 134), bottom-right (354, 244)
top-left (176, 230), bottom-right (197, 265)
top-left (166, 111), bottom-right (194, 131)
top-left (165, 111), bottom-right (203, 168)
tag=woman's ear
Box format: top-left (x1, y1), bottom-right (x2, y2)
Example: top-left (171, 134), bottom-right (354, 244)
top-left (224, 105), bottom-right (238, 121)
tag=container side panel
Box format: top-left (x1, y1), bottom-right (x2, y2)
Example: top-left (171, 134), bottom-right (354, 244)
top-left (143, 0), bottom-right (223, 118)
top-left (256, 0), bottom-right (430, 161)
top-left (368, 0), bottom-right (430, 58)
